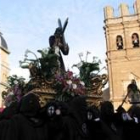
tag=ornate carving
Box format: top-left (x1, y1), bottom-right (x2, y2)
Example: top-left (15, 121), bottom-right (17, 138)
top-left (89, 74), bottom-right (108, 95)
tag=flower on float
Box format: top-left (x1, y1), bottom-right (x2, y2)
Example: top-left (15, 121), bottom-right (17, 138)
top-left (66, 80), bottom-right (72, 85)
top-left (9, 92), bottom-right (14, 95)
top-left (54, 70), bottom-right (86, 98)
top-left (72, 84), bottom-right (77, 89)
top-left (24, 49), bottom-right (31, 57)
top-left (77, 62), bottom-right (83, 68)
top-left (80, 81), bottom-right (85, 86)
top-left (78, 52), bottom-right (83, 57)
top-left (42, 48), bottom-right (49, 54)
top-left (13, 80), bottom-right (18, 85)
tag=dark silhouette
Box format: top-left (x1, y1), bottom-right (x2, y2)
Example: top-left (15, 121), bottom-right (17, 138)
top-left (49, 18), bottom-right (69, 73)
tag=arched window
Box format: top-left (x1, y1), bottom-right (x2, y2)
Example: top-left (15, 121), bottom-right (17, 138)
top-left (132, 33), bottom-right (139, 48)
top-left (116, 35), bottom-right (123, 50)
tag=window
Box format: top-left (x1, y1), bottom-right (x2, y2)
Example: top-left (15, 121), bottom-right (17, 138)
top-left (116, 35), bottom-right (123, 50)
top-left (132, 33), bottom-right (139, 48)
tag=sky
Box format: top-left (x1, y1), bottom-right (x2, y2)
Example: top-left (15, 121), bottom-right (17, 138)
top-left (0, 0), bottom-right (134, 80)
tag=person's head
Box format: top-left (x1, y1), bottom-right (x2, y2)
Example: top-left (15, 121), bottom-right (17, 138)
top-left (100, 101), bottom-right (114, 122)
top-left (19, 93), bottom-right (41, 117)
top-left (131, 79), bottom-right (136, 84)
top-left (87, 105), bottom-right (100, 121)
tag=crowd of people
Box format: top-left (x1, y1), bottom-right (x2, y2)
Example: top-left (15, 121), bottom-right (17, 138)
top-left (0, 92), bottom-right (140, 140)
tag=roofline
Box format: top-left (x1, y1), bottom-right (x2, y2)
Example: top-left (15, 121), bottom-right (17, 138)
top-left (0, 46), bottom-right (10, 54)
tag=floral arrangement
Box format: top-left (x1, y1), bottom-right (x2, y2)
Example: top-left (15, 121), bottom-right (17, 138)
top-left (53, 70), bottom-right (86, 101)
top-left (20, 48), bottom-right (59, 80)
top-left (72, 52), bottom-right (100, 87)
top-left (2, 75), bottom-right (26, 107)
top-left (2, 49), bottom-right (105, 105)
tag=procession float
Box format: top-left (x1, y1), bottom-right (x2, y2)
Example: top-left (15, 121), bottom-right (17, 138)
top-left (2, 18), bottom-right (108, 108)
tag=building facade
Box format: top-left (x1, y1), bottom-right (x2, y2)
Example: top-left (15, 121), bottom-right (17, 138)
top-left (0, 32), bottom-right (10, 107)
top-left (104, 0), bottom-right (140, 108)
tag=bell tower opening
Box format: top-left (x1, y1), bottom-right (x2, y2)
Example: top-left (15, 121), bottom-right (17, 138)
top-left (132, 33), bottom-right (139, 48)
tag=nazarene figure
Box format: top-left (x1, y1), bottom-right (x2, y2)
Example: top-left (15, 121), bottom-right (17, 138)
top-left (49, 18), bottom-right (69, 73)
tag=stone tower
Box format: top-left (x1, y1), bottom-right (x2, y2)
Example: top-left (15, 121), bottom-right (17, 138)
top-left (104, 0), bottom-right (140, 108)
top-left (0, 32), bottom-right (10, 107)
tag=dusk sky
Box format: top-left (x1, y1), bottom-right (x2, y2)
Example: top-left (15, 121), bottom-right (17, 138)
top-left (0, 0), bottom-right (134, 79)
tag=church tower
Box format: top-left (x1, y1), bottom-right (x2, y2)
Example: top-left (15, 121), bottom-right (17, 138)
top-left (104, 0), bottom-right (140, 108)
top-left (0, 32), bottom-right (10, 107)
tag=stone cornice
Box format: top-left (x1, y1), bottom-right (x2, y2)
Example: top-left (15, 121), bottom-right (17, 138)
top-left (0, 46), bottom-right (10, 54)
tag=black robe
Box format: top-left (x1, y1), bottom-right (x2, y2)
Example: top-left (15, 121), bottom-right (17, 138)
top-left (4, 93), bottom-right (48, 140)
top-left (5, 114), bottom-right (48, 140)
